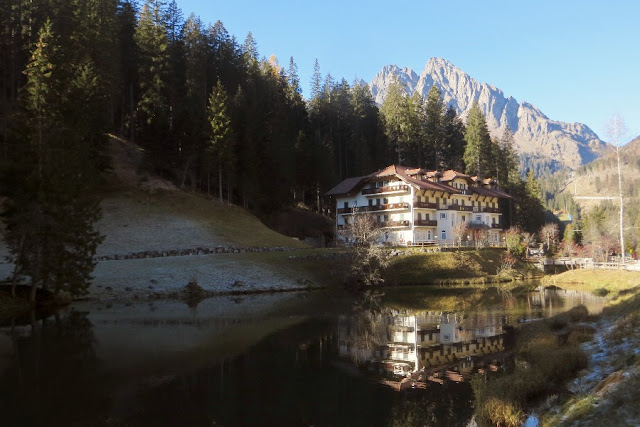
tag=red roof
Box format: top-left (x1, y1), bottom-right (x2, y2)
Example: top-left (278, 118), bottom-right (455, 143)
top-left (324, 164), bottom-right (512, 199)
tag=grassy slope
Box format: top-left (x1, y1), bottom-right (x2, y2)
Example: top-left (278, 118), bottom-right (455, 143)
top-left (383, 248), bottom-right (539, 285)
top-left (98, 136), bottom-right (309, 253)
top-left (98, 188), bottom-right (309, 254)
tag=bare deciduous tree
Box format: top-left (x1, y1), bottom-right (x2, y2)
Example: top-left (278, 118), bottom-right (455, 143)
top-left (452, 219), bottom-right (469, 249)
top-left (605, 114), bottom-right (629, 264)
top-left (539, 223), bottom-right (559, 253)
top-left (345, 213), bottom-right (390, 286)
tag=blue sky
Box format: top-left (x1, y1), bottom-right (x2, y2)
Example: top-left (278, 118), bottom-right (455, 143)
top-left (176, 0), bottom-right (640, 142)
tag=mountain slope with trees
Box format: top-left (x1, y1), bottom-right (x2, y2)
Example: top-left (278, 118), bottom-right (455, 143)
top-left (0, 0), bottom-right (548, 301)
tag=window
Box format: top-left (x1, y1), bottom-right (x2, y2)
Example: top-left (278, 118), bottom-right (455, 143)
top-left (440, 213), bottom-right (446, 219)
top-left (454, 199), bottom-right (458, 205)
top-left (376, 198), bottom-right (381, 205)
top-left (368, 199), bottom-right (373, 207)
top-left (476, 215), bottom-right (481, 222)
top-left (417, 213), bottom-right (422, 220)
top-left (384, 214), bottom-right (389, 221)
top-left (462, 215), bottom-right (466, 222)
top-left (383, 197), bottom-right (388, 204)
top-left (343, 202), bottom-right (348, 209)
top-left (426, 213), bottom-right (430, 220)
top-left (427, 230), bottom-right (432, 239)
top-left (441, 230), bottom-right (446, 240)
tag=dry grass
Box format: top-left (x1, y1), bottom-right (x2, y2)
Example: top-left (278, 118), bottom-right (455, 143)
top-left (473, 306), bottom-right (592, 427)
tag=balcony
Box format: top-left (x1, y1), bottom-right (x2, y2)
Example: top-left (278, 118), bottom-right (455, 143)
top-left (459, 189), bottom-right (473, 195)
top-left (415, 201), bottom-right (437, 209)
top-left (414, 219), bottom-right (437, 227)
top-left (362, 184), bottom-right (410, 195)
top-left (448, 204), bottom-right (473, 212)
top-left (381, 220), bottom-right (410, 228)
top-left (337, 202), bottom-right (410, 214)
top-left (473, 207), bottom-right (501, 213)
top-left (491, 223), bottom-right (503, 229)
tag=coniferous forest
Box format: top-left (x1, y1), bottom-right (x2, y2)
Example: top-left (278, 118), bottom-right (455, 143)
top-left (0, 0), bottom-right (547, 298)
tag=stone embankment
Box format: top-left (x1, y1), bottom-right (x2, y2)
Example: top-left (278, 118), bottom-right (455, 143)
top-left (94, 246), bottom-right (295, 261)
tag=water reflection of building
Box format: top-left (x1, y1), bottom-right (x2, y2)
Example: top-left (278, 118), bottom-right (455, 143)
top-left (338, 310), bottom-right (508, 385)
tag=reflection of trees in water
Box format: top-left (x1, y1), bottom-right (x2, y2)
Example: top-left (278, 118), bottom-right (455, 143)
top-left (0, 310), bottom-right (108, 426)
top-left (390, 384), bottom-right (473, 427)
top-left (341, 290), bottom-right (389, 366)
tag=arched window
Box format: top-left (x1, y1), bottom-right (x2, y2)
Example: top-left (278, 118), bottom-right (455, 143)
top-left (441, 230), bottom-right (446, 240)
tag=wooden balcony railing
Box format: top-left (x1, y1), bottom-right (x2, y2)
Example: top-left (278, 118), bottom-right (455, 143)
top-left (414, 201), bottom-right (437, 209)
top-left (362, 185), bottom-right (410, 195)
top-left (337, 202), bottom-right (410, 214)
top-left (473, 207), bottom-right (501, 213)
top-left (414, 219), bottom-right (438, 227)
top-left (381, 220), bottom-right (410, 228)
top-left (447, 205), bottom-right (473, 211)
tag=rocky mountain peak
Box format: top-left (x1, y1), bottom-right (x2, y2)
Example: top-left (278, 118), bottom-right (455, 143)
top-left (369, 58), bottom-right (607, 171)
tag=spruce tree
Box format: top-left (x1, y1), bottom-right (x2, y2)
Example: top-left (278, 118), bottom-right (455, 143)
top-left (207, 79), bottom-right (232, 204)
top-left (3, 19), bottom-right (104, 302)
top-left (463, 102), bottom-right (492, 177)
top-left (424, 85), bottom-right (445, 169)
top-left (135, 0), bottom-right (170, 143)
top-left (380, 81), bottom-right (411, 165)
top-left (441, 106), bottom-right (466, 171)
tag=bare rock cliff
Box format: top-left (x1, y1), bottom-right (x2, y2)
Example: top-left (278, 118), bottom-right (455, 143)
top-left (369, 57), bottom-right (606, 170)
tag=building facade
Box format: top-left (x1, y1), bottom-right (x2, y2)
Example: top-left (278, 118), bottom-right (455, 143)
top-left (325, 165), bottom-right (512, 246)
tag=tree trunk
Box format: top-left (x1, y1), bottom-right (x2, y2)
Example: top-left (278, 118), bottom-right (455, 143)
top-left (218, 165), bottom-right (223, 204)
top-left (617, 146), bottom-right (625, 264)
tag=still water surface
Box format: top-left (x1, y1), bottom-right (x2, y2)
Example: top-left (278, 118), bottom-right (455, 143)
top-left (0, 284), bottom-right (605, 426)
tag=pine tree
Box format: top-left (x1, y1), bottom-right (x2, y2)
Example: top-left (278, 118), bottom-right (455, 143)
top-left (441, 106), bottom-right (466, 171)
top-left (135, 0), bottom-right (170, 141)
top-left (310, 58), bottom-right (322, 102)
top-left (424, 85), bottom-right (445, 169)
top-left (242, 31), bottom-right (258, 61)
top-left (498, 126), bottom-right (519, 187)
top-left (3, 19), bottom-right (104, 302)
top-left (463, 102), bottom-right (492, 177)
top-left (287, 56), bottom-right (301, 97)
top-left (207, 79), bottom-right (232, 203)
top-left (380, 81), bottom-right (410, 164)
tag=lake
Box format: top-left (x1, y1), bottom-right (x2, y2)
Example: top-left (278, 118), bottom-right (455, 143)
top-left (0, 284), bottom-right (605, 426)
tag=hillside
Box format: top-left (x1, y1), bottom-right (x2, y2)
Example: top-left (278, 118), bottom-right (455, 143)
top-left (98, 136), bottom-right (309, 254)
top-left (1, 137), bottom-right (342, 300)
top-left (554, 136), bottom-right (640, 212)
top-left (369, 58), bottom-right (608, 171)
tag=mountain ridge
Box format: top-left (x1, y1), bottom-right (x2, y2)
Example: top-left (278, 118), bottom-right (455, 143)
top-left (369, 57), bottom-right (608, 171)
